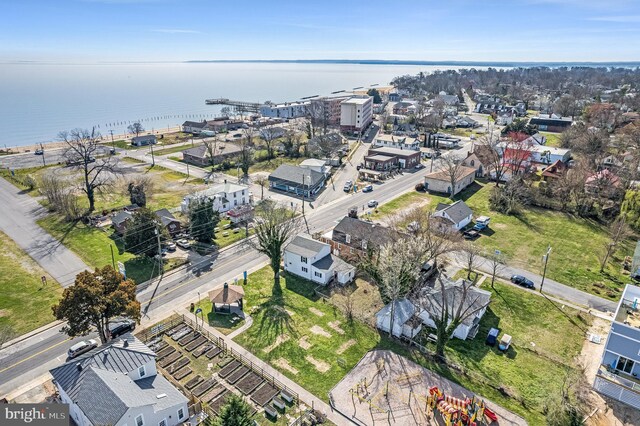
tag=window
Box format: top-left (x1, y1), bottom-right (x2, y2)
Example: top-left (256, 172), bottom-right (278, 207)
top-left (135, 415), bottom-right (144, 426)
top-left (138, 365), bottom-right (146, 378)
top-left (345, 234), bottom-right (351, 244)
top-left (302, 266), bottom-right (308, 273)
top-left (314, 271), bottom-right (322, 278)
top-left (301, 256), bottom-right (308, 264)
top-left (177, 408), bottom-right (184, 420)
top-left (159, 420), bottom-right (166, 426)
top-left (616, 356), bottom-right (635, 374)
top-left (234, 192), bottom-right (237, 197)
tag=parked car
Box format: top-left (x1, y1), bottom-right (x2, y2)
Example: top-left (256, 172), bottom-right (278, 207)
top-left (68, 339), bottom-right (98, 359)
top-left (463, 229), bottom-right (480, 240)
top-left (165, 242), bottom-right (177, 252)
top-left (109, 147), bottom-right (117, 155)
top-left (473, 216), bottom-right (491, 231)
top-left (176, 239), bottom-right (191, 249)
top-left (414, 163), bottom-right (425, 170)
top-left (499, 334), bottom-right (512, 351)
top-left (233, 133), bottom-right (242, 138)
top-left (362, 184), bottom-right (373, 193)
top-left (510, 274), bottom-right (535, 289)
top-left (486, 328), bottom-right (499, 346)
top-left (108, 319), bottom-right (136, 339)
top-left (34, 149), bottom-right (43, 155)
top-left (343, 181), bottom-right (353, 192)
top-left (367, 200), bottom-right (378, 208)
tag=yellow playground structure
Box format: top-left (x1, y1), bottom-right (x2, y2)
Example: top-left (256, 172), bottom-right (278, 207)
top-left (426, 386), bottom-right (498, 425)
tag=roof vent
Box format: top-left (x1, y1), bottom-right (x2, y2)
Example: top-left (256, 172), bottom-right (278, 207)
top-left (156, 393), bottom-right (167, 399)
top-left (76, 363), bottom-right (83, 372)
top-left (123, 340), bottom-right (129, 347)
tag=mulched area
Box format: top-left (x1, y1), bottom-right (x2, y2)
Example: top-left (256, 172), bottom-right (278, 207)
top-left (201, 384), bottom-right (227, 403)
top-left (157, 345), bottom-right (176, 360)
top-left (174, 367), bottom-right (192, 380)
top-left (185, 375), bottom-right (203, 390)
top-left (226, 365), bottom-right (249, 384)
top-left (167, 357), bottom-right (190, 374)
top-left (204, 347), bottom-right (222, 360)
top-left (159, 351), bottom-right (181, 368)
top-left (185, 336), bottom-right (207, 352)
top-left (235, 372), bottom-right (264, 395)
top-left (209, 392), bottom-right (231, 415)
top-left (178, 332), bottom-right (200, 346)
top-left (192, 379), bottom-right (216, 397)
top-left (193, 343), bottom-right (214, 358)
top-left (251, 383), bottom-right (279, 407)
top-left (218, 360), bottom-right (241, 379)
top-left (171, 326), bottom-right (191, 340)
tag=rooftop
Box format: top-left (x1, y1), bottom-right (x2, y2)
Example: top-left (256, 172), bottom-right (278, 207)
top-left (424, 166), bottom-right (477, 182)
top-left (286, 234), bottom-right (328, 258)
top-left (368, 146), bottom-right (420, 157)
top-left (614, 284), bottom-right (640, 327)
top-left (341, 96), bottom-right (372, 106)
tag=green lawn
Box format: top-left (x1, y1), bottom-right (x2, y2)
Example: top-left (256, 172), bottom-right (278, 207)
top-left (0, 230), bottom-right (63, 335)
top-left (371, 190), bottom-right (447, 219)
top-left (36, 214), bottom-right (185, 285)
top-left (0, 165), bottom-right (56, 195)
top-left (194, 298), bottom-right (245, 335)
top-left (214, 219), bottom-right (253, 248)
top-left (233, 267), bottom-right (382, 400)
top-left (458, 182), bottom-right (633, 299)
top-left (153, 142), bottom-right (202, 157)
top-left (540, 131), bottom-right (562, 147)
top-left (224, 156), bottom-right (306, 177)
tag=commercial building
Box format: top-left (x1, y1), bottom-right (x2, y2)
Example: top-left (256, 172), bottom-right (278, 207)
top-left (529, 114), bottom-right (573, 132)
top-left (340, 96), bottom-right (373, 133)
top-left (181, 142), bottom-right (241, 167)
top-left (594, 284), bottom-right (640, 409)
top-left (367, 146), bottom-right (421, 169)
top-left (268, 164), bottom-right (325, 198)
top-left (259, 101), bottom-right (310, 119)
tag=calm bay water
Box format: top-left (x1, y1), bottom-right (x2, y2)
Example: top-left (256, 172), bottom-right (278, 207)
top-left (0, 62), bottom-right (488, 147)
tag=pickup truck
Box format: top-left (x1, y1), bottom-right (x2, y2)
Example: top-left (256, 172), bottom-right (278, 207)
top-left (473, 216), bottom-right (491, 231)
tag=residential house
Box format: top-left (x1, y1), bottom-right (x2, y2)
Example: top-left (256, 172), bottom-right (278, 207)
top-left (541, 160), bottom-right (568, 181)
top-left (112, 210), bottom-right (134, 235)
top-left (594, 284), bottom-right (640, 410)
top-left (373, 134), bottom-right (420, 151)
top-left (392, 101), bottom-right (418, 116)
top-left (455, 116), bottom-right (479, 128)
top-left (529, 114), bottom-right (573, 133)
top-left (462, 151), bottom-right (490, 178)
top-left (376, 299), bottom-right (422, 338)
top-left (496, 112), bottom-right (514, 126)
top-left (226, 204), bottom-right (254, 224)
top-left (417, 277), bottom-right (492, 340)
top-left (283, 234), bottom-right (355, 285)
top-left (423, 166), bottom-right (476, 196)
top-left (131, 135), bottom-right (157, 147)
top-left (50, 335), bottom-right (189, 426)
top-left (389, 91), bottom-right (402, 102)
top-left (320, 216), bottom-right (396, 260)
top-left (268, 164), bottom-right (325, 198)
top-left (367, 146), bottom-right (421, 169)
top-left (432, 200), bottom-right (474, 231)
top-left (299, 158), bottom-right (330, 176)
top-left (585, 169), bottom-right (623, 198)
top-left (181, 142), bottom-right (242, 167)
top-left (260, 101), bottom-right (310, 119)
top-left (435, 93), bottom-right (459, 107)
top-left (180, 182), bottom-right (250, 214)
top-left (182, 120), bottom-right (207, 134)
top-left (154, 209), bottom-right (181, 236)
top-left (497, 140), bottom-right (571, 166)
top-left (340, 96), bottom-right (373, 133)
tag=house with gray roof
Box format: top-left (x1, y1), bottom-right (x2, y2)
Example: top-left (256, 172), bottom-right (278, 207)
top-left (131, 135), bottom-right (157, 147)
top-left (268, 164), bottom-right (326, 198)
top-left (112, 210), bottom-right (134, 235)
top-left (284, 234), bottom-right (355, 285)
top-left (50, 334), bottom-right (188, 426)
top-left (432, 200), bottom-right (473, 231)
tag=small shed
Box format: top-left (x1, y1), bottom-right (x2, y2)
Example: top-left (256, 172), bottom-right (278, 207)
top-left (209, 282), bottom-right (245, 315)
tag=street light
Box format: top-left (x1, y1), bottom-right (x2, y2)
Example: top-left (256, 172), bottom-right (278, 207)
top-left (540, 245), bottom-right (552, 292)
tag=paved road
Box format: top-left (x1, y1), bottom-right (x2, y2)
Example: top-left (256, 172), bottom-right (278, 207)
top-left (0, 178), bottom-right (89, 287)
top-left (0, 146), bottom-right (113, 170)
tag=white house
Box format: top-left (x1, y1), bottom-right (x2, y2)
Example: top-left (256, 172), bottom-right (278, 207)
top-left (283, 234), bottom-right (355, 285)
top-left (181, 182), bottom-right (250, 214)
top-left (50, 335), bottom-right (188, 426)
top-left (431, 200), bottom-right (473, 231)
top-left (340, 96), bottom-right (373, 133)
top-left (376, 299), bottom-right (422, 338)
top-left (418, 277), bottom-right (492, 340)
top-left (373, 134), bottom-right (420, 151)
top-left (299, 158), bottom-right (330, 176)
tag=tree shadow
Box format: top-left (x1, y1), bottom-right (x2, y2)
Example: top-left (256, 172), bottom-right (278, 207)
top-left (282, 272), bottom-right (320, 302)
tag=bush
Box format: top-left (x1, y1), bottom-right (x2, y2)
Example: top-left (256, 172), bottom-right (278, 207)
top-left (23, 175), bottom-right (37, 191)
top-left (415, 183), bottom-right (425, 192)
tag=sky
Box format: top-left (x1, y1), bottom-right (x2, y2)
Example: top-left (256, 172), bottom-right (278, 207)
top-left (1, 0), bottom-right (639, 63)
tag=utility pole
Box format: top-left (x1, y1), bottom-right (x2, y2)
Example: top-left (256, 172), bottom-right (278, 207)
top-left (302, 174), bottom-right (310, 234)
top-left (155, 227), bottom-right (163, 276)
top-left (150, 142), bottom-right (155, 167)
top-left (109, 130), bottom-right (115, 150)
top-left (110, 244), bottom-right (116, 269)
top-left (540, 245), bottom-right (552, 292)
top-left (40, 143), bottom-right (46, 166)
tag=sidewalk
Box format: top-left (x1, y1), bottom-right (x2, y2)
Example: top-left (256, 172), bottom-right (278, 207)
top-left (192, 308), bottom-right (355, 426)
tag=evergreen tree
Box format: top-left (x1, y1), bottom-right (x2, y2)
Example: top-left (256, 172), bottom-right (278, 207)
top-left (210, 394), bottom-right (253, 426)
top-left (189, 198), bottom-right (220, 243)
top-left (124, 208), bottom-right (160, 256)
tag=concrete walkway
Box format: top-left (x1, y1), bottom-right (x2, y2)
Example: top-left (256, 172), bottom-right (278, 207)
top-left (192, 308), bottom-right (355, 426)
top-left (0, 178), bottom-right (89, 287)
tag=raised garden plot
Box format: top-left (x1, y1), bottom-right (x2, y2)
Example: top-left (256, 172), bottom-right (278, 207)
top-left (150, 340), bottom-right (167, 353)
top-left (157, 345), bottom-right (176, 360)
top-left (167, 357), bottom-right (190, 375)
top-left (251, 383), bottom-right (279, 407)
top-left (185, 336), bottom-right (207, 352)
top-left (171, 326), bottom-right (191, 340)
top-left (209, 392), bottom-right (231, 415)
top-left (236, 372), bottom-right (264, 395)
top-left (201, 385), bottom-right (227, 403)
top-left (174, 367), bottom-right (192, 381)
top-left (185, 375), bottom-right (203, 390)
top-left (218, 360), bottom-right (241, 378)
top-left (159, 351), bottom-right (182, 368)
top-left (165, 322), bottom-right (185, 335)
top-left (226, 365), bottom-right (249, 384)
top-left (205, 347), bottom-right (222, 360)
top-left (192, 379), bottom-right (216, 397)
top-left (178, 332), bottom-right (200, 346)
top-left (193, 343), bottom-right (214, 358)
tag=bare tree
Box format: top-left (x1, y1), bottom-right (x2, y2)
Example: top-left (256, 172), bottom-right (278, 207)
top-left (202, 137), bottom-right (219, 171)
top-left (237, 129), bottom-right (255, 182)
top-left (259, 127), bottom-right (280, 160)
top-left (461, 242), bottom-right (482, 280)
top-left (600, 217), bottom-right (631, 272)
top-left (438, 153), bottom-right (467, 199)
top-left (127, 121), bottom-right (145, 137)
top-left (250, 200), bottom-right (300, 292)
top-left (337, 287), bottom-right (356, 323)
top-left (476, 132), bottom-right (505, 186)
top-left (307, 99), bottom-right (330, 136)
top-left (59, 128), bottom-right (118, 213)
top-left (486, 249), bottom-right (507, 289)
top-left (38, 173), bottom-right (83, 220)
top-left (415, 274), bottom-right (491, 359)
top-left (309, 133), bottom-right (341, 159)
top-left (282, 129), bottom-right (302, 158)
top-left (125, 175), bottom-right (153, 207)
top-left (254, 175), bottom-right (269, 200)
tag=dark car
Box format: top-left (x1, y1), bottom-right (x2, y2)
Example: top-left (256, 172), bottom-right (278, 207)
top-left (510, 275), bottom-right (535, 289)
top-left (463, 229), bottom-right (480, 240)
top-left (108, 319), bottom-right (136, 339)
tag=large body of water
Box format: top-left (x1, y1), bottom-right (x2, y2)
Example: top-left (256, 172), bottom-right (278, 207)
top-left (0, 62), bottom-right (496, 147)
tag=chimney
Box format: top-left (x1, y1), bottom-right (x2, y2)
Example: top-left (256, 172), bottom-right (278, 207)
top-left (76, 363), bottom-right (83, 372)
top-left (123, 339), bottom-right (129, 348)
top-left (224, 179), bottom-right (227, 184)
top-left (224, 282), bottom-right (229, 289)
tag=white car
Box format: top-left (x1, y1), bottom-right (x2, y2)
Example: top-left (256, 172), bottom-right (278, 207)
top-left (68, 339), bottom-right (98, 359)
top-left (176, 239), bottom-right (191, 249)
top-left (368, 200), bottom-right (379, 208)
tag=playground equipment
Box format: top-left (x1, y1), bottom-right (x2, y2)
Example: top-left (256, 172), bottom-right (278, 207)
top-left (426, 386), bottom-right (498, 425)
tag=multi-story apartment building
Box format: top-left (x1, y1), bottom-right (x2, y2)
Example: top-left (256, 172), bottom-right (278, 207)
top-left (340, 96), bottom-right (373, 133)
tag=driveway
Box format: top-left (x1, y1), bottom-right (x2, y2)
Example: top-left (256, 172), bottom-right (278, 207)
top-left (0, 179), bottom-right (89, 287)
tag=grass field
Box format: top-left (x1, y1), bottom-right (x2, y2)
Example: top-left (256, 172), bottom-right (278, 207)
top-left (153, 142), bottom-right (203, 157)
top-left (540, 131), bottom-right (562, 147)
top-left (224, 156), bottom-right (306, 177)
top-left (371, 190), bottom-right (447, 219)
top-left (0, 230), bottom-right (63, 335)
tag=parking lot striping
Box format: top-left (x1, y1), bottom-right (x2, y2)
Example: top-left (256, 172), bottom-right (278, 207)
top-left (0, 337), bottom-right (71, 374)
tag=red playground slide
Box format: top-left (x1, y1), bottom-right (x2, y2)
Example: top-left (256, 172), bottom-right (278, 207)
top-left (484, 407), bottom-right (498, 422)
